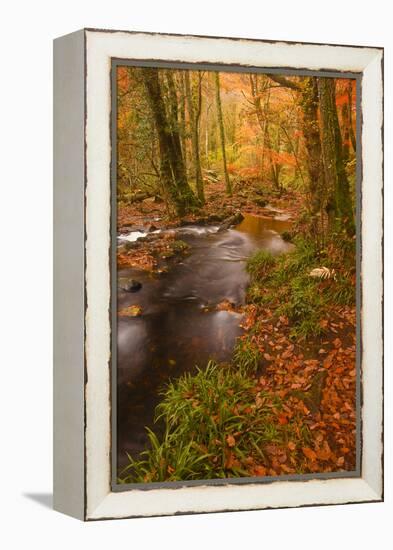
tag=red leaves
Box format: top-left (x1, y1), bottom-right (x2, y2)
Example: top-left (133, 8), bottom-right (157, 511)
top-left (226, 434), bottom-right (236, 448)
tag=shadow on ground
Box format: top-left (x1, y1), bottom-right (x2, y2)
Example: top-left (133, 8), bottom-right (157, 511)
top-left (23, 493), bottom-right (53, 509)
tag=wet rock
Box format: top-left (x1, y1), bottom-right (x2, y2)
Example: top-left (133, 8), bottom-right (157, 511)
top-left (120, 279), bottom-right (142, 293)
top-left (144, 233), bottom-right (160, 242)
top-left (254, 198), bottom-right (268, 207)
top-left (171, 240), bottom-right (190, 254)
top-left (218, 212), bottom-right (244, 231)
top-left (179, 217), bottom-right (207, 227)
top-left (207, 213), bottom-right (227, 223)
top-left (123, 241), bottom-right (141, 251)
top-left (146, 224), bottom-right (158, 232)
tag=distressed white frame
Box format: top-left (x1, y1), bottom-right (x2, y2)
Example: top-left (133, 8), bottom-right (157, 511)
top-left (54, 29), bottom-right (383, 521)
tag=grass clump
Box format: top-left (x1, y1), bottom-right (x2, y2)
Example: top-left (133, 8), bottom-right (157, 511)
top-left (246, 250), bottom-right (276, 281)
top-left (233, 336), bottom-right (262, 372)
top-left (118, 361), bottom-right (311, 483)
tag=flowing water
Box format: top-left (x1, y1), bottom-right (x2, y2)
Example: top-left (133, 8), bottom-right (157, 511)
top-left (116, 213), bottom-right (293, 471)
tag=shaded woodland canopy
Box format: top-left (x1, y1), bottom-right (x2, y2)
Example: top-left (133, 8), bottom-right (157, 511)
top-left (117, 66), bottom-right (356, 237)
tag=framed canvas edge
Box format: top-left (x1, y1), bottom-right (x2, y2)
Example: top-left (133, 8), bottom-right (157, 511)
top-left (80, 29), bottom-right (383, 521)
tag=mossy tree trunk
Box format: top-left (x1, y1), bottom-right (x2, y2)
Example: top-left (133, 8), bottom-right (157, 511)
top-left (317, 77), bottom-right (355, 235)
top-left (142, 68), bottom-right (197, 216)
top-left (178, 71), bottom-right (188, 176)
top-left (215, 72), bottom-right (232, 196)
top-left (185, 71), bottom-right (205, 204)
top-left (301, 77), bottom-right (327, 239)
top-left (347, 81), bottom-right (356, 152)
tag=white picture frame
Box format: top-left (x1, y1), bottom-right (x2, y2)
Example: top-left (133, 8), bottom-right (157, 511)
top-left (53, 28), bottom-right (383, 521)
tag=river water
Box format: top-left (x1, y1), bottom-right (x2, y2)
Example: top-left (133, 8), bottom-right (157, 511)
top-left (116, 213), bottom-right (293, 471)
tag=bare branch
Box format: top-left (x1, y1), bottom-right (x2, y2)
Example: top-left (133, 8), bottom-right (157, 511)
top-left (267, 74), bottom-right (302, 92)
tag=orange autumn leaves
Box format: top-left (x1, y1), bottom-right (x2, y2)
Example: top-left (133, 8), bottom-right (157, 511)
top-left (237, 304), bottom-right (357, 476)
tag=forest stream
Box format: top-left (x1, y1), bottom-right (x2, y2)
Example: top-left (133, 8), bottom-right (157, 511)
top-left (117, 213), bottom-right (293, 470)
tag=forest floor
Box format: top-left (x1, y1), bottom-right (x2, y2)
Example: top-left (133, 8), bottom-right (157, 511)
top-left (117, 178), bottom-right (357, 481)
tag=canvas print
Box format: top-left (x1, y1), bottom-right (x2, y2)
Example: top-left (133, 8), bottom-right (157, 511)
top-left (115, 65), bottom-right (358, 483)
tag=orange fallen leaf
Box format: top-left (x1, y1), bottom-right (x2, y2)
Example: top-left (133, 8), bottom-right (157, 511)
top-left (254, 465), bottom-right (267, 476)
top-left (226, 434), bottom-right (236, 447)
top-left (302, 447), bottom-right (317, 461)
top-left (333, 337), bottom-right (342, 348)
top-left (118, 305), bottom-right (142, 317)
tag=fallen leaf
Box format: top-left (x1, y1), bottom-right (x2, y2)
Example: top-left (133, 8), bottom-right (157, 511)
top-left (253, 465), bottom-right (267, 476)
top-left (118, 305), bottom-right (142, 317)
top-left (302, 447), bottom-right (317, 461)
top-left (333, 337), bottom-right (342, 349)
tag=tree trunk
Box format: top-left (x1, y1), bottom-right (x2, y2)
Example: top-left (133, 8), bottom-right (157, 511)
top-left (317, 77), bottom-right (354, 235)
top-left (249, 76), bottom-right (280, 191)
top-left (214, 72), bottom-right (232, 196)
top-left (185, 71), bottom-right (205, 204)
top-left (178, 72), bottom-right (188, 175)
top-left (300, 77), bottom-right (327, 237)
top-left (341, 98), bottom-right (351, 164)
top-left (347, 81), bottom-right (356, 152)
top-left (142, 68), bottom-right (196, 216)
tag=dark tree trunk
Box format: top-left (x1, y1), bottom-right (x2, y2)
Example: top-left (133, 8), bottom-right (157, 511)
top-left (318, 77), bottom-right (354, 235)
top-left (214, 72), bottom-right (232, 196)
top-left (142, 68), bottom-right (196, 216)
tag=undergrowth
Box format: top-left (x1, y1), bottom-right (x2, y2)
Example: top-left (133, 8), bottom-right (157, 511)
top-left (245, 235), bottom-right (355, 340)
top-left (118, 361), bottom-right (312, 483)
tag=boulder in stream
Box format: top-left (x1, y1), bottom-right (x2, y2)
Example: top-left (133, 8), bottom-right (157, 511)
top-left (218, 211), bottom-right (244, 231)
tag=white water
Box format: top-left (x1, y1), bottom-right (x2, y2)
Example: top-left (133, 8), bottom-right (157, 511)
top-left (118, 229), bottom-right (161, 242)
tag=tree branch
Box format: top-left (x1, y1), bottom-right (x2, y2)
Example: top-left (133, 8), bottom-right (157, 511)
top-left (267, 74), bottom-right (302, 92)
